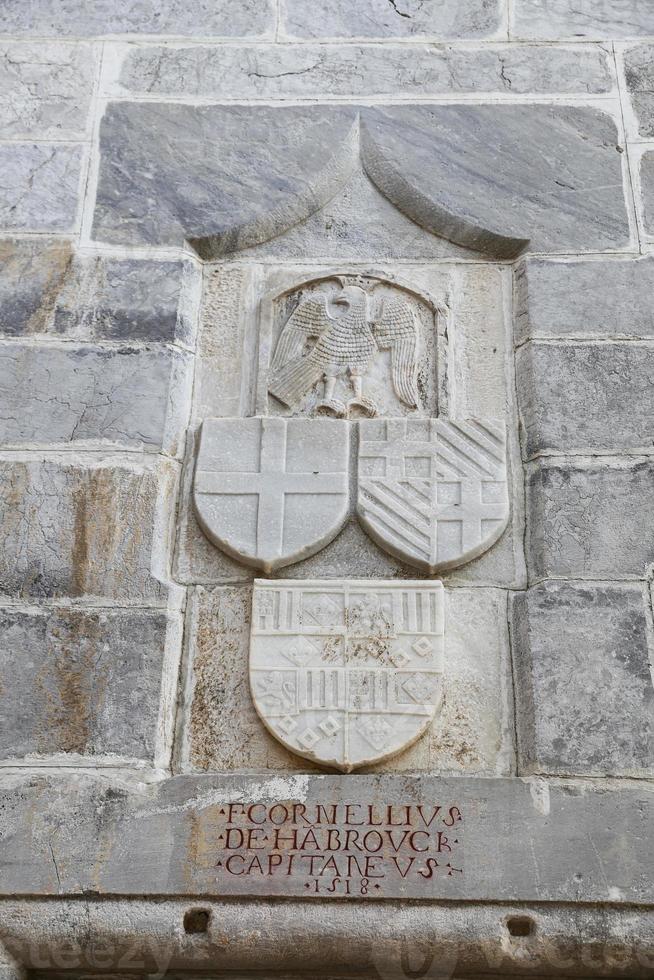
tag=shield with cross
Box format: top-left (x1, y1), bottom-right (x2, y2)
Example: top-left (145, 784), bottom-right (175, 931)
top-left (193, 417), bottom-right (350, 572)
top-left (357, 417), bottom-right (509, 573)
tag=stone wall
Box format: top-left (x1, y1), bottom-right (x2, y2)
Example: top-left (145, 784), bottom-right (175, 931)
top-left (0, 1), bottom-right (652, 976)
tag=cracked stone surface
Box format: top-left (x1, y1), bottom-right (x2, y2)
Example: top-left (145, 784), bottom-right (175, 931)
top-left (0, 454), bottom-right (178, 603)
top-left (515, 256), bottom-right (654, 342)
top-left (512, 582), bottom-right (654, 777)
top-left (111, 42), bottom-right (613, 99)
top-left (0, 41), bottom-right (97, 139)
top-left (0, 605), bottom-right (177, 761)
top-left (0, 0), bottom-right (276, 37)
top-left (281, 0), bottom-right (504, 39)
top-left (0, 143), bottom-right (82, 232)
top-left (526, 457), bottom-right (654, 579)
top-left (638, 151), bottom-right (654, 237)
top-left (0, 242), bottom-right (200, 344)
top-left (625, 43), bottom-right (654, 137)
top-left (516, 342), bottom-right (654, 456)
top-left (0, 344), bottom-right (192, 455)
top-left (513, 0), bottom-right (654, 38)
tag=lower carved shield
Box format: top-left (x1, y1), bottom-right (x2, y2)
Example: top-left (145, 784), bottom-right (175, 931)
top-left (357, 418), bottom-right (509, 573)
top-left (250, 578), bottom-right (444, 772)
top-left (194, 417), bottom-right (349, 572)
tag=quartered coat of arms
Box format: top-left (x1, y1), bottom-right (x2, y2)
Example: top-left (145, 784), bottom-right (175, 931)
top-left (250, 579), bottom-right (444, 771)
top-left (193, 271), bottom-right (510, 770)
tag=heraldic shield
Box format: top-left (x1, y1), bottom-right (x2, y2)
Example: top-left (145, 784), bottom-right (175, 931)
top-left (193, 418), bottom-right (349, 572)
top-left (357, 418), bottom-right (509, 573)
top-left (250, 579), bottom-right (444, 772)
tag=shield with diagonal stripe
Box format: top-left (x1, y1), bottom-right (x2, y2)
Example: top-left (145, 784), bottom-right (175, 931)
top-left (357, 418), bottom-right (509, 573)
top-left (194, 417), bottom-right (349, 572)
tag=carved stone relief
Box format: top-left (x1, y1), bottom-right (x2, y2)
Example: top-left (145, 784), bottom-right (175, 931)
top-left (262, 274), bottom-right (442, 418)
top-left (250, 579), bottom-right (444, 771)
top-left (192, 268), bottom-right (511, 768)
top-left (357, 418), bottom-right (509, 573)
top-left (194, 417), bottom-right (349, 572)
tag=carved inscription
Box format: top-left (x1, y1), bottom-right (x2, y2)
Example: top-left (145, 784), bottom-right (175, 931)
top-left (211, 799), bottom-right (463, 898)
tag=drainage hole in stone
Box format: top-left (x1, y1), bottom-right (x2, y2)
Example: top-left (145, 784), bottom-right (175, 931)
top-left (506, 916), bottom-right (535, 938)
top-left (184, 908), bottom-right (211, 934)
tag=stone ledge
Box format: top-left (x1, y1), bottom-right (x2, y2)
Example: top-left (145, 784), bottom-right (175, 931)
top-left (0, 898), bottom-right (652, 979)
top-left (0, 771), bottom-right (650, 904)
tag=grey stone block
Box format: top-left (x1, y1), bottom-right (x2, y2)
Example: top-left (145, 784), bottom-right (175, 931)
top-left (0, 454), bottom-right (178, 602)
top-left (516, 341), bottom-right (654, 456)
top-left (52, 255), bottom-right (200, 346)
top-left (0, 42), bottom-right (97, 139)
top-left (180, 585), bottom-right (514, 775)
top-left (0, 771), bottom-right (651, 903)
top-left (113, 42), bottom-right (613, 99)
top-left (526, 458), bottom-right (654, 579)
top-left (281, 0), bottom-right (504, 39)
top-left (515, 256), bottom-right (654, 343)
top-left (360, 105), bottom-right (628, 257)
top-left (0, 144), bottom-right (82, 233)
top-left (513, 0), bottom-right (654, 39)
top-left (0, 344), bottom-right (192, 456)
top-left (92, 104), bottom-right (360, 255)
top-left (0, 242), bottom-right (200, 344)
top-left (639, 151), bottom-right (654, 237)
top-left (0, 606), bottom-right (175, 760)
top-left (625, 43), bottom-right (654, 137)
top-left (0, 0), bottom-right (276, 37)
top-left (92, 103), bottom-right (629, 258)
top-left (512, 582), bottom-right (654, 777)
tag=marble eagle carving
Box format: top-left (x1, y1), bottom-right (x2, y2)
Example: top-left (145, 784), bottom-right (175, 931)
top-left (268, 284), bottom-right (420, 418)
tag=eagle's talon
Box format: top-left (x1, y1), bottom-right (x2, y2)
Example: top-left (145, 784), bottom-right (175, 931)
top-left (346, 397), bottom-right (378, 419)
top-left (316, 398), bottom-right (347, 418)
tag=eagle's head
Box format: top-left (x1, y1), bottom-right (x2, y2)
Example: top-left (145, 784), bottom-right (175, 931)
top-left (332, 283), bottom-right (367, 311)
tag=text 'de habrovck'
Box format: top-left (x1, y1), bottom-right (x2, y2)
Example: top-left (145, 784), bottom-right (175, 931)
top-left (208, 801), bottom-right (463, 898)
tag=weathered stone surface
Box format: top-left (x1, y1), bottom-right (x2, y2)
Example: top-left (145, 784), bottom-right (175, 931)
top-left (282, 0), bottom-right (504, 39)
top-left (512, 582), bottom-right (654, 777)
top-left (0, 0), bottom-right (276, 37)
top-left (360, 105), bottom-right (629, 256)
top-left (0, 900), bottom-right (652, 979)
top-left (358, 418), bottom-right (509, 573)
top-left (515, 256), bottom-right (654, 343)
top-left (180, 584), bottom-right (514, 777)
top-left (92, 103), bottom-right (629, 257)
top-left (513, 0), bottom-right (654, 38)
top-left (250, 579), bottom-right (445, 772)
top-left (624, 43), bottom-right (654, 137)
top-left (526, 457), bottom-right (654, 579)
top-left (93, 104), bottom-right (360, 254)
top-left (0, 606), bottom-right (179, 761)
top-left (0, 42), bottom-right (97, 139)
top-left (516, 342), bottom-right (654, 456)
top-left (0, 344), bottom-right (192, 455)
top-left (0, 242), bottom-right (200, 344)
top-left (110, 42), bottom-right (613, 99)
top-left (0, 770), bottom-right (651, 903)
top-left (0, 144), bottom-right (81, 232)
top-left (0, 454), bottom-right (178, 602)
top-left (639, 151), bottom-right (654, 237)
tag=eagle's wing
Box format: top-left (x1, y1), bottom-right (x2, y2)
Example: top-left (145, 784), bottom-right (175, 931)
top-left (271, 297), bottom-right (328, 372)
top-left (374, 300), bottom-right (420, 408)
